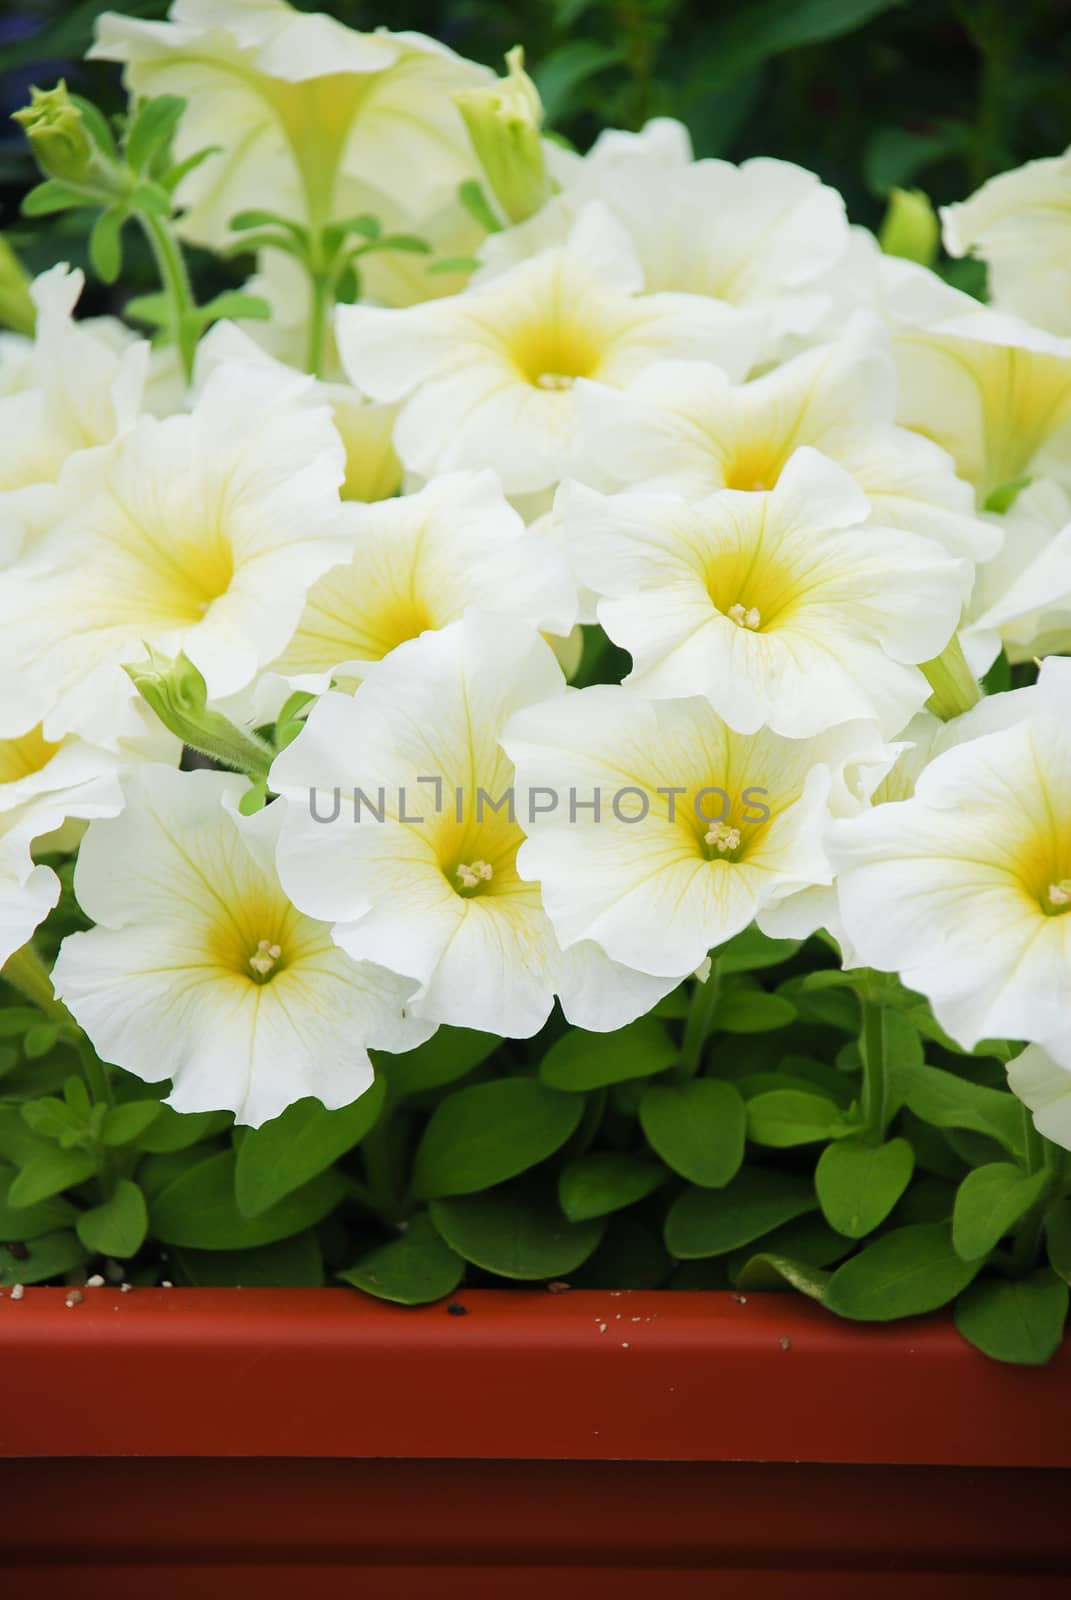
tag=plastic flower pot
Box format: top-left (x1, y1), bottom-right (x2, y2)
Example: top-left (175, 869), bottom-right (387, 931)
top-left (2, 1285), bottom-right (1069, 1597)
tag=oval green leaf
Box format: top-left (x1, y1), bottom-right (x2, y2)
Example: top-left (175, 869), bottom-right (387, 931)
top-left (411, 1077), bottom-right (582, 1199)
top-left (558, 1151), bottom-right (666, 1222)
top-left (640, 1079), bottom-right (746, 1187)
top-left (235, 1081), bottom-right (386, 1218)
top-left (430, 1189), bottom-right (604, 1280)
top-left (823, 1223), bottom-right (981, 1321)
top-left (954, 1268), bottom-right (1069, 1365)
top-left (339, 1212), bottom-right (464, 1305)
top-left (149, 1150), bottom-right (343, 1249)
top-left (816, 1136), bottom-right (915, 1238)
top-left (665, 1167), bottom-right (818, 1259)
top-left (539, 1018), bottom-right (677, 1091)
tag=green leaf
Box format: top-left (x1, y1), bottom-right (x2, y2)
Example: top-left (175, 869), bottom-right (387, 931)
top-left (21, 1096), bottom-right (83, 1142)
top-left (161, 144), bottom-right (220, 194)
top-left (532, 41), bottom-right (624, 123)
top-left (76, 1179), bottom-right (148, 1258)
top-left (411, 1077), bottom-right (582, 1198)
top-left (427, 256), bottom-right (480, 275)
top-left (125, 94), bottom-right (187, 174)
top-left (718, 927), bottom-right (801, 975)
top-left (558, 1151), bottom-right (665, 1222)
top-left (174, 1232), bottom-right (324, 1287)
top-left (229, 208), bottom-right (310, 241)
top-left (128, 180), bottom-right (173, 215)
top-left (24, 1022), bottom-right (60, 1059)
top-left (0, 1228), bottom-right (87, 1287)
top-left (123, 290), bottom-right (171, 327)
top-left (339, 1212), bottom-right (464, 1305)
top-left (1045, 1197), bottom-right (1071, 1284)
top-left (691, 0), bottom-right (901, 96)
top-left (373, 233), bottom-right (431, 255)
top-left (7, 1147), bottom-right (99, 1208)
top-left (540, 1017), bottom-right (677, 1091)
top-left (149, 1151), bottom-right (343, 1249)
top-left (21, 178), bottom-right (96, 216)
top-left (378, 1028), bottom-right (501, 1097)
top-left (735, 1252), bottom-right (832, 1300)
top-left (727, 1212), bottom-right (851, 1277)
top-left (816, 1136), bottom-right (915, 1238)
top-left (134, 1105), bottom-right (231, 1152)
top-left (955, 1270), bottom-right (1069, 1365)
top-left (0, 1008), bottom-right (42, 1038)
top-left (430, 1189), bottom-right (604, 1280)
top-left (0, 1164), bottom-right (76, 1241)
top-left (89, 209), bottom-right (125, 284)
top-left (823, 1223), bottom-right (981, 1322)
top-left (716, 988), bottom-right (797, 1033)
top-left (746, 1089), bottom-right (844, 1147)
top-left (951, 1163), bottom-right (1049, 1261)
top-left (235, 1082), bottom-right (385, 1218)
top-left (898, 1062), bottom-right (1025, 1158)
top-left (639, 1079), bottom-right (746, 1187)
top-left (665, 1167), bottom-right (818, 1259)
top-left (0, 1106), bottom-right (54, 1167)
top-left (457, 178), bottom-right (502, 233)
top-left (195, 290), bottom-right (272, 326)
top-left (100, 1100), bottom-right (163, 1147)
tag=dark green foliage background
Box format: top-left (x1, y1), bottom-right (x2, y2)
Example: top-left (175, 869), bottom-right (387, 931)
top-left (3, 0), bottom-right (1071, 283)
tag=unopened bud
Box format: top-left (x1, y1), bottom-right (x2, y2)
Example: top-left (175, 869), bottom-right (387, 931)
top-left (12, 82), bottom-right (94, 185)
top-left (455, 47), bottom-right (549, 225)
top-left (0, 237), bottom-right (35, 336)
top-left (124, 645), bottom-right (273, 781)
top-left (878, 187), bottom-right (939, 267)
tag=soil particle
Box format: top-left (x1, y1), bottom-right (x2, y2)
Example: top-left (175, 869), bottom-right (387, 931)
top-left (10, 1284), bottom-right (24, 1301)
top-left (779, 1336), bottom-right (792, 1352)
top-left (446, 1301), bottom-right (468, 1317)
top-left (64, 1290), bottom-right (84, 1308)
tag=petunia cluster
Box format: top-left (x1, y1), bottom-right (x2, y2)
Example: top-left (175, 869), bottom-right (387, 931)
top-left (2, 0), bottom-right (1070, 1147)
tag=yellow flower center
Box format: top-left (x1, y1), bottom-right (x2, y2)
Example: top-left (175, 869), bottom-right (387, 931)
top-left (507, 318), bottom-right (601, 391)
top-left (0, 725), bottom-right (62, 785)
top-left (722, 442), bottom-right (785, 492)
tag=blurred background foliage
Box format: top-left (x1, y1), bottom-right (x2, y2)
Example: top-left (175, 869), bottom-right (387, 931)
top-left (2, 0), bottom-right (1071, 293)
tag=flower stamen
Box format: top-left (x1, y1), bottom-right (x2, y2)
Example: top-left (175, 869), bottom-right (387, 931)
top-left (456, 860), bottom-right (494, 891)
top-left (249, 939), bottom-right (282, 979)
top-left (1048, 880), bottom-right (1071, 910)
top-left (705, 821), bottom-right (741, 854)
top-left (534, 371), bottom-right (575, 391)
top-left (727, 603), bottom-right (761, 630)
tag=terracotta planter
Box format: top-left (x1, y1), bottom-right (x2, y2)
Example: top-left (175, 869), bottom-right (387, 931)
top-left (1, 1286), bottom-right (1068, 1596)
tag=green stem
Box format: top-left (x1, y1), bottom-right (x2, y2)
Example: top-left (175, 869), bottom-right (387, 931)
top-left (860, 992), bottom-right (888, 1141)
top-left (138, 209), bottom-right (199, 384)
top-left (680, 958), bottom-right (721, 1078)
top-left (305, 269), bottom-right (330, 380)
top-left (1, 942), bottom-right (71, 1025)
top-left (76, 1037), bottom-right (114, 1109)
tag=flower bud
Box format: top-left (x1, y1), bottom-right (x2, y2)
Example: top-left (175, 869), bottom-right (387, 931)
top-left (878, 187), bottom-right (939, 267)
top-left (124, 645), bottom-right (274, 781)
top-left (12, 82), bottom-right (94, 185)
top-left (454, 47), bottom-right (549, 225)
top-left (0, 236), bottom-right (35, 337)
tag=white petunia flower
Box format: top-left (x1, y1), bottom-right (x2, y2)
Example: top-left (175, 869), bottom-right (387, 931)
top-left (830, 656), bottom-right (1071, 1051)
top-left (52, 765), bottom-right (425, 1126)
top-left (476, 118), bottom-right (851, 362)
top-left (271, 613), bottom-right (676, 1037)
top-left (1007, 1038), bottom-right (1071, 1150)
top-left (0, 358), bottom-right (353, 746)
top-left (943, 147), bottom-right (1071, 338)
top-left (502, 684), bottom-right (895, 980)
top-left (336, 204), bottom-right (761, 494)
top-left (962, 481), bottom-right (1071, 674)
top-left (0, 265), bottom-right (147, 519)
top-left (558, 449), bottom-right (972, 738)
top-left (893, 304), bottom-right (1071, 507)
top-left (268, 469), bottom-right (576, 693)
top-left (0, 706), bottom-right (179, 967)
top-left (573, 327), bottom-right (997, 563)
top-left (90, 0), bottom-right (489, 246)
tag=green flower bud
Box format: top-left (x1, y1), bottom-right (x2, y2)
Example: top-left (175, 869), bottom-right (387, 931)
top-left (455, 47), bottom-right (549, 225)
top-left (920, 633), bottom-right (981, 722)
top-left (0, 236), bottom-right (35, 337)
top-left (124, 646), bottom-right (274, 781)
top-left (12, 82), bottom-right (94, 185)
top-left (878, 187), bottom-right (939, 267)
